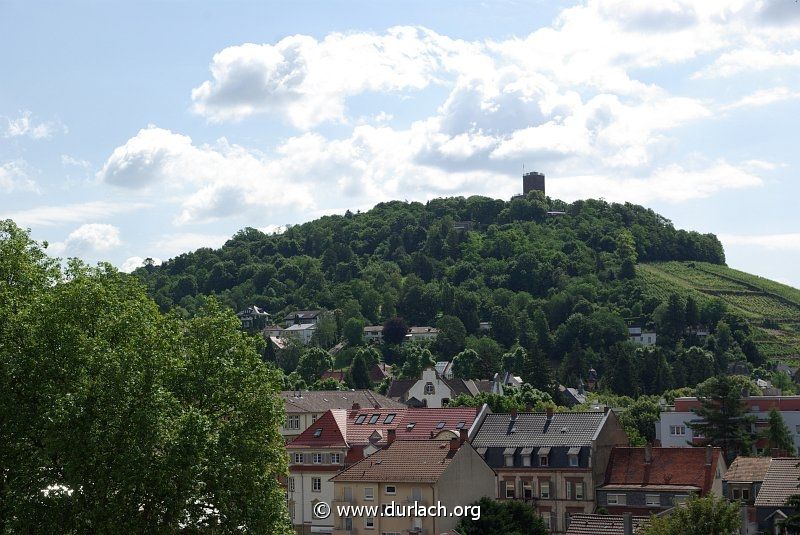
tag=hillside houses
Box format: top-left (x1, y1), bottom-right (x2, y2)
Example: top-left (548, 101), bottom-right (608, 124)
top-left (386, 367), bottom-right (493, 408)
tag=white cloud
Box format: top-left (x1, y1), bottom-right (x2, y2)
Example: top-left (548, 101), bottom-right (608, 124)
top-left (695, 48), bottom-right (800, 79)
top-left (120, 256), bottom-right (162, 273)
top-left (152, 232), bottom-right (230, 257)
top-left (61, 154), bottom-right (91, 169)
top-left (722, 86), bottom-right (800, 110)
top-left (0, 160), bottom-right (37, 193)
top-left (49, 223), bottom-right (122, 256)
top-left (719, 233), bottom-right (800, 251)
top-left (3, 110), bottom-right (66, 139)
top-left (2, 200), bottom-right (149, 227)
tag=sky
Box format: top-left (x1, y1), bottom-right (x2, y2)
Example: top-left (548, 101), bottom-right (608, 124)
top-left (1, 0), bottom-right (799, 287)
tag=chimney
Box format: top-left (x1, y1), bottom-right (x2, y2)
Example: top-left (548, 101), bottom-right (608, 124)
top-left (546, 406), bottom-right (554, 420)
top-left (511, 408), bottom-right (518, 420)
top-left (645, 443), bottom-right (653, 464)
top-left (603, 406), bottom-right (610, 414)
top-left (459, 428), bottom-right (469, 445)
top-left (387, 428), bottom-right (396, 445)
top-left (430, 431), bottom-right (436, 439)
top-left (449, 436), bottom-right (460, 452)
top-left (352, 402), bottom-right (360, 410)
top-left (705, 445), bottom-right (713, 466)
top-left (623, 513), bottom-right (633, 535)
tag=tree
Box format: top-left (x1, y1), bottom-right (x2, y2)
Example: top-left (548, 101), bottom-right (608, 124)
top-left (465, 336), bottom-right (503, 379)
top-left (343, 317), bottom-right (365, 347)
top-left (382, 316), bottom-right (408, 345)
top-left (350, 353), bottom-right (371, 389)
top-left (435, 315), bottom-right (467, 358)
top-left (761, 407), bottom-right (795, 455)
top-left (520, 346), bottom-right (554, 394)
top-left (311, 313), bottom-right (338, 349)
top-left (398, 344), bottom-right (436, 379)
top-left (688, 375), bottom-right (755, 463)
top-left (456, 496), bottom-right (548, 535)
top-left (452, 349), bottom-right (480, 380)
top-left (490, 307), bottom-right (518, 348)
top-left (297, 347), bottom-right (334, 383)
top-left (0, 222), bottom-right (291, 533)
top-left (641, 494), bottom-right (739, 535)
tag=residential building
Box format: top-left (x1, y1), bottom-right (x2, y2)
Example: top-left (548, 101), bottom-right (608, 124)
top-left (471, 408), bottom-right (629, 534)
top-left (723, 456), bottom-right (772, 535)
top-left (754, 457), bottom-right (800, 534)
top-left (284, 309), bottom-right (323, 326)
top-left (386, 367), bottom-right (487, 407)
top-left (280, 390), bottom-right (404, 441)
top-left (492, 371), bottom-right (523, 393)
top-left (236, 305), bottom-right (270, 329)
top-left (283, 322), bottom-right (316, 345)
top-left (656, 395), bottom-right (800, 453)
top-left (407, 326), bottom-right (439, 342)
top-left (367, 362), bottom-right (391, 384)
top-left (263, 324), bottom-right (284, 339)
top-left (435, 360), bottom-right (454, 379)
top-left (330, 436), bottom-right (496, 535)
top-left (321, 370), bottom-right (346, 382)
top-left (628, 327), bottom-right (656, 346)
top-left (559, 383), bottom-right (588, 407)
top-left (596, 445), bottom-right (725, 515)
top-left (566, 513), bottom-right (650, 535)
top-left (363, 325), bottom-right (383, 343)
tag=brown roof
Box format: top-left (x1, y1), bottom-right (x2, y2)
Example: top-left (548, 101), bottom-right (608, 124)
top-left (282, 390), bottom-right (404, 413)
top-left (331, 439), bottom-right (462, 483)
top-left (601, 447), bottom-right (723, 494)
top-left (754, 458), bottom-right (800, 506)
top-left (287, 410), bottom-right (348, 449)
top-left (724, 456), bottom-right (772, 483)
top-left (566, 514), bottom-right (650, 535)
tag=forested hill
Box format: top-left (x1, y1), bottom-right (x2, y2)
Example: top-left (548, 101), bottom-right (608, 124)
top-left (134, 194), bottom-right (725, 319)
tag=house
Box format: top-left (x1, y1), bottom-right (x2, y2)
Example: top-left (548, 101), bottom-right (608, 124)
top-left (471, 407), bottom-right (629, 534)
top-left (596, 445), bottom-right (725, 515)
top-left (284, 309), bottom-right (323, 326)
top-left (386, 367), bottom-right (482, 408)
top-left (363, 325), bottom-right (383, 343)
top-left (628, 327), bottom-right (656, 346)
top-left (286, 405), bottom-right (489, 531)
top-left (280, 390), bottom-right (404, 441)
top-left (492, 371), bottom-right (523, 393)
top-left (723, 456), bottom-right (772, 534)
top-left (283, 322), bottom-right (316, 345)
top-left (236, 305), bottom-right (270, 329)
top-left (321, 370), bottom-right (346, 383)
top-left (330, 436), bottom-right (496, 535)
top-left (368, 362), bottom-right (392, 384)
top-left (754, 457), bottom-right (800, 534)
top-left (436, 360), bottom-right (454, 379)
top-left (566, 513), bottom-right (650, 535)
top-left (479, 321), bottom-right (491, 332)
top-left (655, 395), bottom-right (800, 453)
top-left (559, 382), bottom-right (588, 407)
top-left (263, 324), bottom-right (284, 338)
top-left (407, 326), bottom-right (439, 342)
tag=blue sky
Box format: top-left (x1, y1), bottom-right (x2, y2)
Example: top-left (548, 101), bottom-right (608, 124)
top-left (2, 0), bottom-right (799, 287)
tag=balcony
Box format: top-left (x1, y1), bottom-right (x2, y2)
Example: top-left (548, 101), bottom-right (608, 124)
top-left (333, 496), bottom-right (354, 507)
top-left (404, 496), bottom-right (428, 506)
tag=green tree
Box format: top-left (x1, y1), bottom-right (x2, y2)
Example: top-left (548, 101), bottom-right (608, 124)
top-left (343, 317), bottom-right (365, 346)
top-left (452, 348), bottom-right (480, 380)
top-left (350, 352), bottom-right (371, 389)
top-left (382, 316), bottom-right (409, 345)
top-left (435, 315), bottom-right (467, 358)
top-left (398, 344), bottom-right (436, 379)
top-left (490, 307), bottom-right (518, 348)
top-left (688, 375), bottom-right (755, 463)
top-left (297, 347), bottom-right (334, 383)
top-left (641, 494), bottom-right (740, 535)
top-left (761, 408), bottom-right (795, 455)
top-left (465, 335), bottom-right (503, 379)
top-left (0, 222), bottom-right (291, 533)
top-left (312, 313), bottom-right (338, 349)
top-left (456, 496), bottom-right (548, 535)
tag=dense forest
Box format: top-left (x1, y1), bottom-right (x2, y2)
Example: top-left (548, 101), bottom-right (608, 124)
top-left (129, 192), bottom-right (775, 403)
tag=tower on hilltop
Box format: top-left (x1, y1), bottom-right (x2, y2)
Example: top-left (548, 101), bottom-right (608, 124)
top-left (522, 171), bottom-right (545, 196)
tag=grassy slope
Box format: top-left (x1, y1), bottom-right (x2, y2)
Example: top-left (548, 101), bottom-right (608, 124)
top-left (638, 261), bottom-right (800, 361)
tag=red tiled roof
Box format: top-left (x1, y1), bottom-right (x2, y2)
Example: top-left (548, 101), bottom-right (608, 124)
top-left (399, 407), bottom-right (479, 439)
top-left (345, 408), bottom-right (407, 445)
top-left (601, 447), bottom-right (723, 494)
top-left (331, 440), bottom-right (461, 483)
top-left (286, 410), bottom-right (348, 449)
top-left (321, 370), bottom-right (346, 382)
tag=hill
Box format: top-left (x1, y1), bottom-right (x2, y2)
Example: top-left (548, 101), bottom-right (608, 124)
top-left (130, 193), bottom-right (791, 397)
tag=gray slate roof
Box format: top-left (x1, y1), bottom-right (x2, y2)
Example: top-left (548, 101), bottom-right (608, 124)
top-left (566, 514), bottom-right (649, 535)
top-left (755, 458), bottom-right (800, 507)
top-left (472, 411), bottom-right (608, 448)
top-left (282, 390), bottom-right (405, 413)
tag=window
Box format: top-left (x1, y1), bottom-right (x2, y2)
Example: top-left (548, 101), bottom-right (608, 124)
top-left (365, 516), bottom-right (375, 529)
top-left (289, 502), bottom-right (295, 520)
top-left (541, 512), bottom-right (551, 529)
top-left (506, 481), bottom-right (516, 499)
top-left (522, 455), bottom-right (531, 467)
top-left (364, 487), bottom-right (374, 501)
top-left (313, 428), bottom-right (322, 438)
top-left (670, 425), bottom-right (686, 436)
top-left (355, 415), bottom-right (366, 424)
top-left (385, 485), bottom-right (396, 495)
top-left (741, 488), bottom-right (750, 501)
top-left (569, 455), bottom-right (579, 467)
top-left (343, 517), bottom-right (352, 531)
top-left (384, 413), bottom-right (396, 424)
top-left (566, 482), bottom-right (572, 500)
top-left (312, 414), bottom-right (318, 423)
top-left (312, 453), bottom-right (323, 464)
top-left (674, 495), bottom-right (689, 504)
top-left (287, 415), bottom-right (300, 430)
top-left (540, 481), bottom-right (550, 499)
top-left (796, 424), bottom-right (800, 434)
top-left (505, 455), bottom-right (514, 467)
top-left (523, 481), bottom-right (533, 499)
top-left (456, 421), bottom-right (465, 429)
top-left (733, 488), bottom-right (751, 501)
top-left (312, 477), bottom-right (321, 492)
top-left (607, 494), bottom-right (626, 505)
top-left (293, 453), bottom-right (304, 464)
top-left (539, 455), bottom-right (549, 467)
top-left (646, 494), bottom-right (660, 506)
top-left (424, 382), bottom-right (435, 395)
top-left (331, 453), bottom-right (341, 464)
top-left (369, 414), bottom-right (380, 424)
top-left (288, 477), bottom-right (295, 492)
top-left (436, 421), bottom-right (445, 429)
top-left (576, 482), bottom-right (584, 500)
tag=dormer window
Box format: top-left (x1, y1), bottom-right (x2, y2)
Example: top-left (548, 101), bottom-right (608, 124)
top-left (355, 415), bottom-right (366, 424)
top-left (456, 421), bottom-right (465, 429)
top-left (424, 382), bottom-right (435, 395)
top-left (384, 413), bottom-right (396, 424)
top-left (538, 447), bottom-right (551, 467)
top-left (368, 414), bottom-right (379, 424)
top-left (436, 421), bottom-right (445, 429)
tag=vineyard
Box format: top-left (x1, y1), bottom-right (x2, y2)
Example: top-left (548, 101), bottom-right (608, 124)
top-left (638, 261), bottom-right (800, 361)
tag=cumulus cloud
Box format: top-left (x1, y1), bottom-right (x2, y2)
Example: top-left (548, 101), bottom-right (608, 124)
top-left (722, 86), bottom-right (800, 110)
top-left (2, 200), bottom-right (149, 227)
top-left (61, 154), bottom-right (91, 169)
top-left (3, 110), bottom-right (66, 139)
top-left (0, 160), bottom-right (37, 192)
top-left (49, 223), bottom-right (122, 256)
top-left (720, 233), bottom-right (800, 251)
top-left (120, 256), bottom-right (162, 273)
